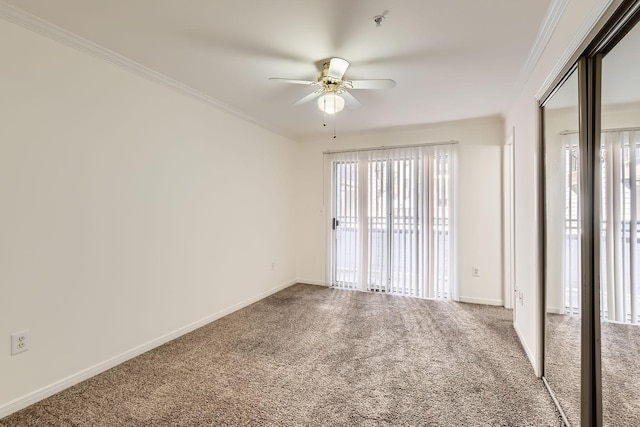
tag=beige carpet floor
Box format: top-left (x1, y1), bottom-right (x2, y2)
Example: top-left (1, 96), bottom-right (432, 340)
top-left (1, 284), bottom-right (562, 426)
top-left (545, 313), bottom-right (640, 426)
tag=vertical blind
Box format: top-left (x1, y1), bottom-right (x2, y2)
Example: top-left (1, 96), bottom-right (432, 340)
top-left (326, 144), bottom-right (457, 300)
top-left (331, 152), bottom-right (360, 289)
top-left (601, 130), bottom-right (640, 323)
top-left (563, 135), bottom-right (581, 315)
top-left (562, 130), bottom-right (640, 323)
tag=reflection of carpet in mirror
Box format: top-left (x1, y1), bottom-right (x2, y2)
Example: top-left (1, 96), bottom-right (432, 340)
top-left (545, 313), bottom-right (640, 426)
top-left (545, 314), bottom-right (581, 425)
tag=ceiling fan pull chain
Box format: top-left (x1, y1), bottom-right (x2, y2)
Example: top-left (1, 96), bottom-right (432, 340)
top-left (323, 96), bottom-right (328, 127)
top-left (333, 107), bottom-right (337, 139)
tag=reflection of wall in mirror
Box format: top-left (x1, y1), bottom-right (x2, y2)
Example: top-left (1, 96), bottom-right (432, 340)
top-left (601, 102), bottom-right (640, 251)
top-left (545, 106), bottom-right (579, 314)
top-left (601, 102), bottom-right (640, 128)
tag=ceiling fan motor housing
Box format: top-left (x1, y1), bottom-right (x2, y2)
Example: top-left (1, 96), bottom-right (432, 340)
top-left (319, 62), bottom-right (344, 93)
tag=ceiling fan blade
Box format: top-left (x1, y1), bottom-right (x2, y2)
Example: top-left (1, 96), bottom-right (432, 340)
top-left (327, 57), bottom-right (350, 80)
top-left (341, 91), bottom-right (361, 109)
top-left (346, 79), bottom-right (396, 89)
top-left (269, 78), bottom-right (317, 85)
top-left (293, 89), bottom-right (324, 105)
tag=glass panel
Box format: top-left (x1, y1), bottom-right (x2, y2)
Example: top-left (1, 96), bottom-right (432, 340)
top-left (544, 69), bottom-right (581, 425)
top-left (600, 19), bottom-right (640, 426)
top-left (364, 147), bottom-right (454, 298)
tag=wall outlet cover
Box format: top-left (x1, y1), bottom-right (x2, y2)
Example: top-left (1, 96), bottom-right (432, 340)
top-left (11, 330), bottom-right (30, 355)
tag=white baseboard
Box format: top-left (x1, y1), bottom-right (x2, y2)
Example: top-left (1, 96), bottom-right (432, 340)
top-left (458, 296), bottom-right (504, 306)
top-left (0, 279), bottom-right (297, 419)
top-left (546, 306), bottom-right (562, 314)
top-left (514, 322), bottom-right (539, 377)
top-left (296, 279), bottom-right (329, 287)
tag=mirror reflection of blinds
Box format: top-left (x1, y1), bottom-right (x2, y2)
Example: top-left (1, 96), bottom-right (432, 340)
top-left (562, 130), bottom-right (640, 323)
top-left (563, 135), bottom-right (581, 316)
top-left (328, 144), bottom-right (457, 300)
top-left (601, 130), bottom-right (640, 323)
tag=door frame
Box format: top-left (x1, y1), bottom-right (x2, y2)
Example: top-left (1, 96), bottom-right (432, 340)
top-left (503, 129), bottom-right (516, 312)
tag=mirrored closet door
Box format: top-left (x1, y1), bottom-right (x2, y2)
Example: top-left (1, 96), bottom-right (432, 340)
top-left (543, 68), bottom-right (581, 426)
top-left (541, 2), bottom-right (640, 425)
top-left (600, 18), bottom-right (640, 426)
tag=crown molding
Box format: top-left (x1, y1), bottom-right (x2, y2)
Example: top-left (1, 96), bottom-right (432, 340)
top-left (517, 0), bottom-right (570, 91)
top-left (0, 1), bottom-right (297, 141)
top-left (535, 0), bottom-right (616, 100)
top-left (505, 0), bottom-right (569, 113)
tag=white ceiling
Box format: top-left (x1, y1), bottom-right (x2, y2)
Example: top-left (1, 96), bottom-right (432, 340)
top-left (3, 0), bottom-right (552, 140)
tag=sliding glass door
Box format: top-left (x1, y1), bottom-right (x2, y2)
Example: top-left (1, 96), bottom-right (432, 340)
top-left (327, 144), bottom-right (456, 299)
top-left (331, 154), bottom-right (360, 288)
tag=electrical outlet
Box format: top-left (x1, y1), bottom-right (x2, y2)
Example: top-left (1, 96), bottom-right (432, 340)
top-left (472, 266), bottom-right (480, 277)
top-left (11, 330), bottom-right (30, 355)
top-left (271, 261), bottom-right (276, 271)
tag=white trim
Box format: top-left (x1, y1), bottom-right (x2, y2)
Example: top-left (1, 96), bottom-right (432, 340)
top-left (297, 279), bottom-right (330, 287)
top-left (535, 0), bottom-right (616, 100)
top-left (323, 154), bottom-right (335, 289)
top-left (0, 1), bottom-right (295, 141)
top-left (508, 0), bottom-right (569, 109)
top-left (546, 306), bottom-right (563, 314)
top-left (450, 146), bottom-right (460, 302)
top-left (458, 296), bottom-right (504, 306)
top-left (514, 322), bottom-right (540, 377)
top-left (503, 131), bottom-right (516, 310)
top-left (0, 279), bottom-right (297, 419)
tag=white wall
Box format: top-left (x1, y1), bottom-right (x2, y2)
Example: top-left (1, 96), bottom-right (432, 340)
top-left (0, 17), bottom-right (298, 415)
top-left (296, 116), bottom-right (505, 305)
top-left (504, 0), bottom-right (619, 375)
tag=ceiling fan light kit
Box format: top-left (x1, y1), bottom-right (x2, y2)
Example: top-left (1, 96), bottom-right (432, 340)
top-left (317, 93), bottom-right (345, 115)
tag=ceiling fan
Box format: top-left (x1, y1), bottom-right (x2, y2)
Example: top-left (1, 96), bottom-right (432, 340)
top-left (269, 57), bottom-right (396, 114)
